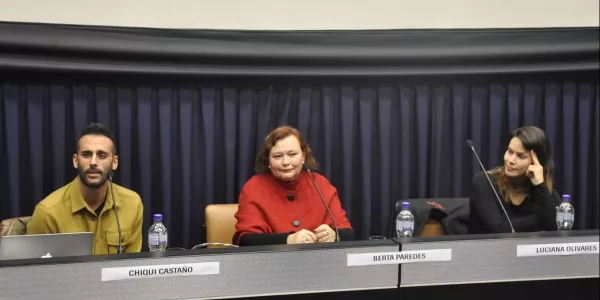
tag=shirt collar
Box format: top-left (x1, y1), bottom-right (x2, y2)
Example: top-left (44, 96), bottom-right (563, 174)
top-left (269, 171), bottom-right (306, 193)
top-left (70, 177), bottom-right (119, 214)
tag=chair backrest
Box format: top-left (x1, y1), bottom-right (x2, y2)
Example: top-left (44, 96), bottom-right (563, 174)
top-left (388, 198), bottom-right (470, 237)
top-left (1, 217), bottom-right (31, 237)
top-left (204, 204), bottom-right (239, 244)
top-left (421, 219), bottom-right (445, 237)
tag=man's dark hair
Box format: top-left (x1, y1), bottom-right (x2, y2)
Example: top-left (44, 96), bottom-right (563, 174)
top-left (76, 122), bottom-right (117, 155)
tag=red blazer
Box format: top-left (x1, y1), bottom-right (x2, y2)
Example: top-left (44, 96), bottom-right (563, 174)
top-left (233, 171), bottom-right (352, 244)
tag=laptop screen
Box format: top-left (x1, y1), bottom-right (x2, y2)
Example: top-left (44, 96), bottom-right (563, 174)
top-left (0, 232), bottom-right (94, 260)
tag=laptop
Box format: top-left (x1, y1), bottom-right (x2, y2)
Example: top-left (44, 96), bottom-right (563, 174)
top-left (0, 232), bottom-right (94, 260)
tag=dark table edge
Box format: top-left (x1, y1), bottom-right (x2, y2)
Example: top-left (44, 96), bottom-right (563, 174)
top-left (0, 238), bottom-right (399, 268)
top-left (1, 230), bottom-right (597, 268)
top-left (394, 229), bottom-right (599, 245)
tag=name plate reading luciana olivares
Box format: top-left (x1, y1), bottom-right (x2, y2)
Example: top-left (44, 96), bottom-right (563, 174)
top-left (101, 262), bottom-right (220, 281)
top-left (517, 242), bottom-right (599, 257)
top-left (347, 249), bottom-right (452, 266)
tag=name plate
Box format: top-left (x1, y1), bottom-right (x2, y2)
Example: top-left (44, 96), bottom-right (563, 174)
top-left (101, 262), bottom-right (220, 282)
top-left (517, 242), bottom-right (599, 257)
top-left (347, 249), bottom-right (452, 266)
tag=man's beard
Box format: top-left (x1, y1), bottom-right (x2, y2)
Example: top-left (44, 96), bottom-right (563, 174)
top-left (77, 166), bottom-right (108, 189)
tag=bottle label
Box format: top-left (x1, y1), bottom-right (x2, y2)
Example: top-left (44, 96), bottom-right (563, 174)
top-left (557, 212), bottom-right (574, 223)
top-left (556, 212), bottom-right (563, 223)
top-left (396, 219), bottom-right (414, 230)
top-left (149, 233), bottom-right (167, 245)
top-left (159, 234), bottom-right (168, 245)
top-left (401, 221), bottom-right (414, 231)
top-left (149, 234), bottom-right (159, 245)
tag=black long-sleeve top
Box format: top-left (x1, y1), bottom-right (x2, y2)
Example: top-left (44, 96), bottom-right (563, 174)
top-left (468, 171), bottom-right (561, 234)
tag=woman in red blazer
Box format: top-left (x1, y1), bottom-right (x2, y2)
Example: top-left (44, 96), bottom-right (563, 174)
top-left (233, 126), bottom-right (353, 246)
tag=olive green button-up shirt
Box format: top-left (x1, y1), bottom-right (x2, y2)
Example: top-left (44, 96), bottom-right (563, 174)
top-left (27, 177), bottom-right (143, 254)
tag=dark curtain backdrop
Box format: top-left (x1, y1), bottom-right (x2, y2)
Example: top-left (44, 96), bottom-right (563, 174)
top-left (1, 74), bottom-right (598, 249)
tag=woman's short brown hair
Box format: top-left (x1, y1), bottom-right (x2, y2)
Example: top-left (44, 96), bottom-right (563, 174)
top-left (255, 126), bottom-right (318, 173)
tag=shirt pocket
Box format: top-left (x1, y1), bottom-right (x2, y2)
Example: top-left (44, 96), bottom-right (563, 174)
top-left (106, 229), bottom-right (133, 254)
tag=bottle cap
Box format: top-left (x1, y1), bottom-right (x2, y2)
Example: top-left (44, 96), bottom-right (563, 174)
top-left (153, 214), bottom-right (163, 221)
top-left (402, 202), bottom-right (410, 209)
top-left (562, 194), bottom-right (571, 202)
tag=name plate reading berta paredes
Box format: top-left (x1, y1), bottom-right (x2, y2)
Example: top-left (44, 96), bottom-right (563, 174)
top-left (101, 262), bottom-right (220, 281)
top-left (517, 242), bottom-right (599, 257)
top-left (347, 249), bottom-right (451, 266)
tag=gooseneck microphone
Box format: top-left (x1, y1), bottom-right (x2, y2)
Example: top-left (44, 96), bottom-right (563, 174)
top-left (466, 139), bottom-right (515, 234)
top-left (108, 171), bottom-right (124, 253)
top-left (304, 166), bottom-right (341, 242)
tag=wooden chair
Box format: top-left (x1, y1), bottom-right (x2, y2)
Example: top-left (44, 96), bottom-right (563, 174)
top-left (203, 204), bottom-right (239, 247)
top-left (420, 219), bottom-right (445, 237)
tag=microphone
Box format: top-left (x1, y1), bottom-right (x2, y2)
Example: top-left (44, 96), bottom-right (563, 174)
top-left (303, 165), bottom-right (340, 242)
top-left (466, 139), bottom-right (515, 234)
top-left (286, 194), bottom-right (295, 201)
top-left (108, 171), bottom-right (124, 253)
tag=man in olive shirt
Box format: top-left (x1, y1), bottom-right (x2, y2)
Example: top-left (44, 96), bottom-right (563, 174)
top-left (27, 123), bottom-right (143, 254)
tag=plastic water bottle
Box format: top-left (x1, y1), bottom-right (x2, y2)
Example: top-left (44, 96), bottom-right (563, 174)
top-left (556, 195), bottom-right (575, 230)
top-left (396, 202), bottom-right (415, 237)
top-left (148, 214), bottom-right (168, 252)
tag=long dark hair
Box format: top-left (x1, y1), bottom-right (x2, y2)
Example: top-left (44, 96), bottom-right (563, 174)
top-left (491, 126), bottom-right (554, 203)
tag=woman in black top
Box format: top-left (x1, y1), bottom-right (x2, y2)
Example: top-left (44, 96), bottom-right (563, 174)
top-left (469, 126), bottom-right (561, 234)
